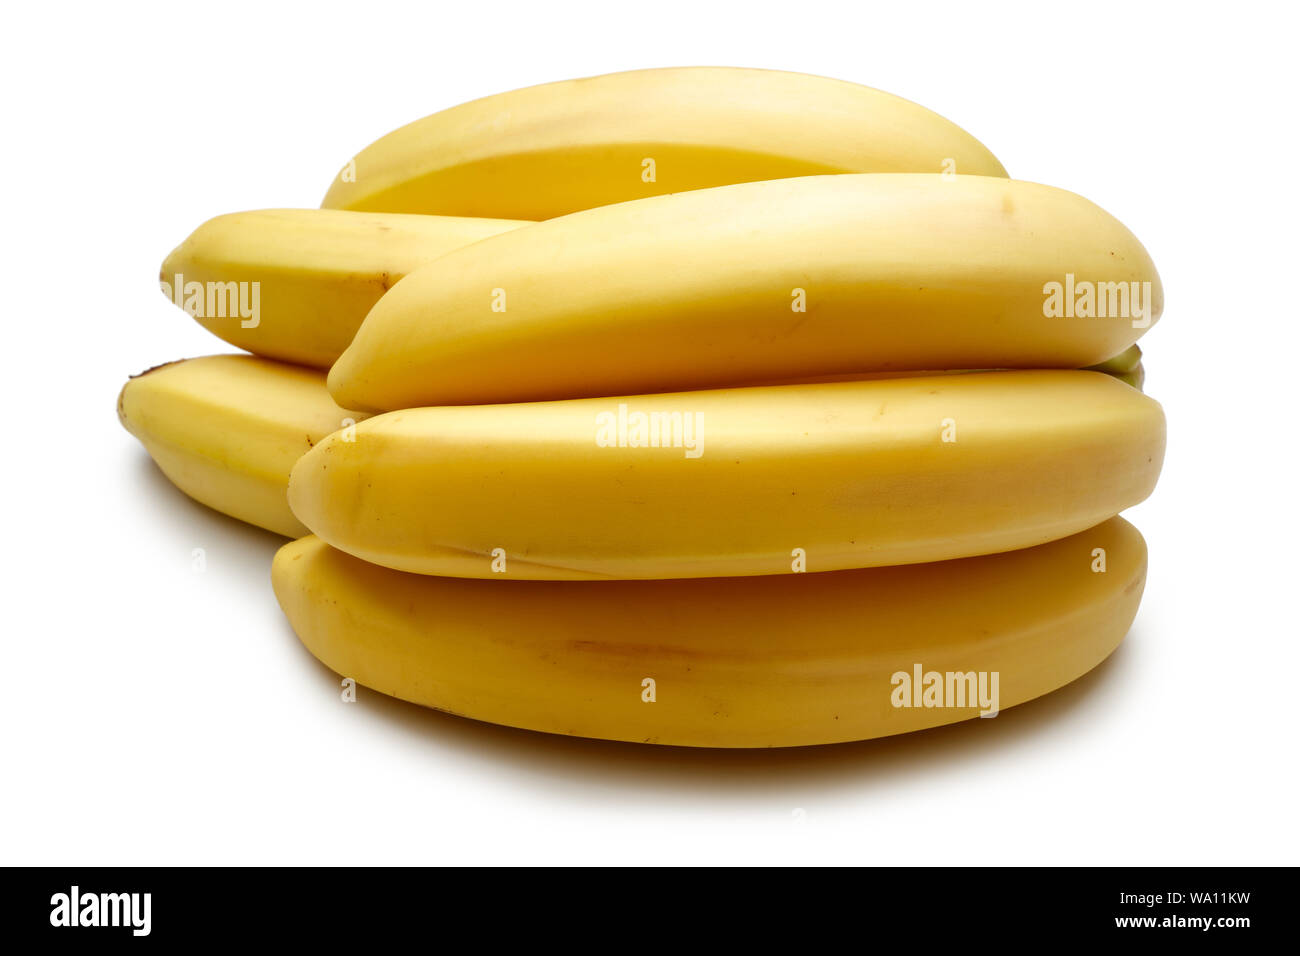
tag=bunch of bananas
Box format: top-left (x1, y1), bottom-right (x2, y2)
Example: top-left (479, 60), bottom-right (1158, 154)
top-left (121, 68), bottom-right (1165, 747)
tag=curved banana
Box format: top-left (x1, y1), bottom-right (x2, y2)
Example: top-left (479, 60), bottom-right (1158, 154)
top-left (321, 67), bottom-right (1007, 219)
top-left (160, 209), bottom-right (527, 367)
top-left (273, 517), bottom-right (1146, 747)
top-left (329, 175), bottom-right (1162, 411)
top-left (118, 355), bottom-right (369, 536)
top-left (116, 353), bottom-right (1145, 542)
top-left (289, 370), bottom-right (1165, 580)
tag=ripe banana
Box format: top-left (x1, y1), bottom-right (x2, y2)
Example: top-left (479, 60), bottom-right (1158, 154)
top-left (116, 352), bottom-right (1142, 542)
top-left (118, 355), bottom-right (369, 537)
top-left (160, 209), bottom-right (527, 367)
top-left (328, 174), bottom-right (1162, 411)
top-left (273, 517), bottom-right (1146, 747)
top-left (321, 67), bottom-right (1008, 220)
top-left (289, 370), bottom-right (1165, 580)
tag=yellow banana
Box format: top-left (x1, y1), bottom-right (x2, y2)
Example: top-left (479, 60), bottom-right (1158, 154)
top-left (329, 175), bottom-right (1162, 411)
top-left (160, 208), bottom-right (528, 367)
top-left (289, 370), bottom-right (1165, 580)
top-left (118, 355), bottom-right (370, 537)
top-left (321, 67), bottom-right (1007, 219)
top-left (115, 352), bottom-right (1143, 542)
top-left (273, 517), bottom-right (1145, 747)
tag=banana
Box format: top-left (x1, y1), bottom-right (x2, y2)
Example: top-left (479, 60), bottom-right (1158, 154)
top-left (118, 355), bottom-right (370, 537)
top-left (116, 353), bottom-right (1144, 542)
top-left (160, 209), bottom-right (528, 367)
top-left (273, 517), bottom-right (1145, 747)
top-left (321, 67), bottom-right (1007, 220)
top-left (328, 174), bottom-right (1162, 412)
top-left (288, 370), bottom-right (1165, 580)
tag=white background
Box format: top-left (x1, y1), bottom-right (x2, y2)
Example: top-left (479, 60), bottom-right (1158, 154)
top-left (3, 0), bottom-right (1296, 865)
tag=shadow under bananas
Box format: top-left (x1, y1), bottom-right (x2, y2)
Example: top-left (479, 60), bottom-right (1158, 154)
top-left (129, 450), bottom-right (287, 555)
top-left (281, 613), bottom-right (1135, 799)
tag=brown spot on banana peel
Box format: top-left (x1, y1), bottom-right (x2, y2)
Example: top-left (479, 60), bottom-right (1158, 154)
top-left (129, 358), bottom-right (189, 380)
top-left (119, 358), bottom-right (191, 429)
